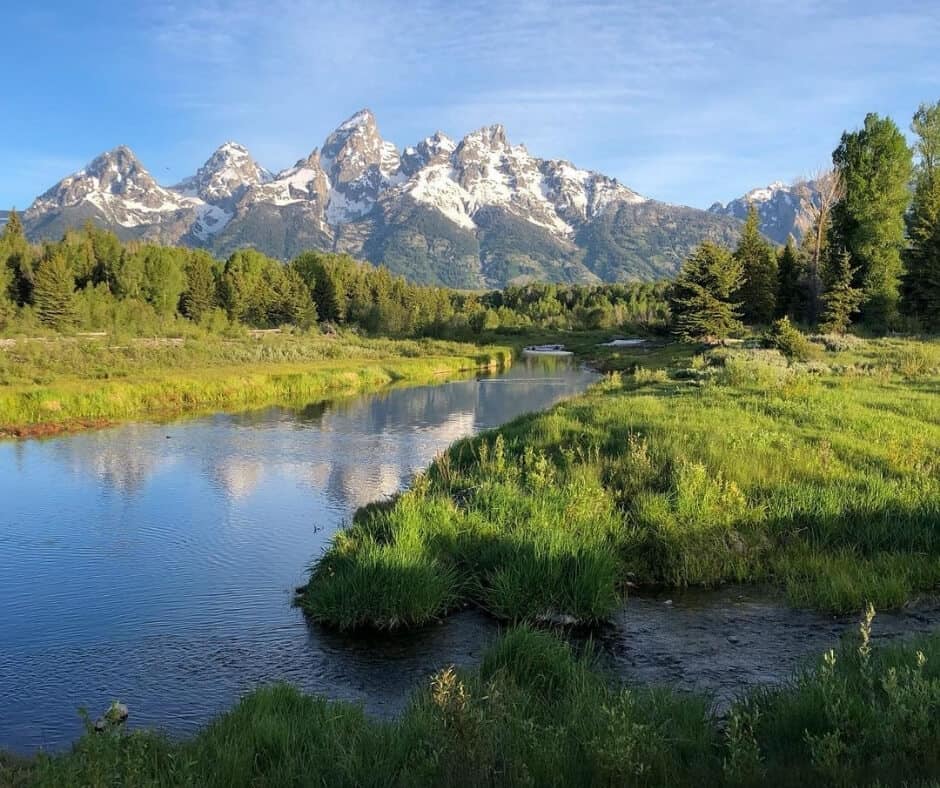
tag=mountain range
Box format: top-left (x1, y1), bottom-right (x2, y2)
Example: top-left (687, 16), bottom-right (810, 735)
top-left (19, 110), bottom-right (815, 288)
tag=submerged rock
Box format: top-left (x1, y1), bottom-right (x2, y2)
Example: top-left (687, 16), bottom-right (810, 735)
top-left (94, 701), bottom-right (129, 732)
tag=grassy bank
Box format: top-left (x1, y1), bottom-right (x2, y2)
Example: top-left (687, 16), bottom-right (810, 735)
top-left (0, 332), bottom-right (510, 436)
top-left (12, 621), bottom-right (940, 787)
top-left (301, 335), bottom-right (939, 625)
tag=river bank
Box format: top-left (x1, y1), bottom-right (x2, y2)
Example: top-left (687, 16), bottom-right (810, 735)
top-left (11, 623), bottom-right (940, 786)
top-left (0, 333), bottom-right (511, 437)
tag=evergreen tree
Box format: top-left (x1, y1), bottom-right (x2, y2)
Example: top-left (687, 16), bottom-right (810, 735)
top-left (0, 209), bottom-right (36, 305)
top-left (670, 241), bottom-right (743, 342)
top-left (33, 252), bottom-right (76, 329)
top-left (776, 236), bottom-right (804, 321)
top-left (733, 204), bottom-right (778, 324)
top-left (820, 250), bottom-right (864, 334)
top-left (832, 113), bottom-right (912, 329)
top-left (903, 101), bottom-right (940, 329)
top-left (180, 251), bottom-right (219, 322)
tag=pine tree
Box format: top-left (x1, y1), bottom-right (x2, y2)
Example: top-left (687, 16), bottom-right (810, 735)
top-left (733, 205), bottom-right (778, 324)
top-left (820, 250), bottom-right (864, 334)
top-left (670, 241), bottom-right (743, 342)
top-left (0, 209), bottom-right (35, 305)
top-left (33, 252), bottom-right (76, 329)
top-left (903, 101), bottom-right (940, 330)
top-left (776, 236), bottom-right (804, 321)
top-left (832, 113), bottom-right (912, 329)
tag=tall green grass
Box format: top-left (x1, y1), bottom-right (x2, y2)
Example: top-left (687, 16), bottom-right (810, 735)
top-left (18, 620), bottom-right (940, 786)
top-left (302, 336), bottom-right (940, 625)
top-left (0, 332), bottom-right (509, 433)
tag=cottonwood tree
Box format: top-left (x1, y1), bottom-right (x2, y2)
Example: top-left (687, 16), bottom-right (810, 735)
top-left (903, 100), bottom-right (940, 329)
top-left (180, 250), bottom-right (219, 322)
top-left (832, 113), bottom-right (912, 329)
top-left (670, 241), bottom-right (743, 342)
top-left (795, 170), bottom-right (844, 323)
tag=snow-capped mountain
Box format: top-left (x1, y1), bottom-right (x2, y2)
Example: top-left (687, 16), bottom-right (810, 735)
top-left (23, 109), bottom-right (743, 287)
top-left (709, 180), bottom-right (819, 245)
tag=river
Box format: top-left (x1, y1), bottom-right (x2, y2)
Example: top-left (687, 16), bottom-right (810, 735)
top-left (3, 356), bottom-right (938, 753)
top-left (0, 357), bottom-right (595, 752)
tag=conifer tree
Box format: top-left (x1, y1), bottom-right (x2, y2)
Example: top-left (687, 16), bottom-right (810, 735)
top-left (776, 236), bottom-right (804, 321)
top-left (33, 252), bottom-right (76, 329)
top-left (832, 113), bottom-right (912, 329)
top-left (733, 205), bottom-right (778, 324)
top-left (903, 101), bottom-right (940, 329)
top-left (820, 250), bottom-right (864, 334)
top-left (0, 209), bottom-right (35, 304)
top-left (670, 241), bottom-right (743, 342)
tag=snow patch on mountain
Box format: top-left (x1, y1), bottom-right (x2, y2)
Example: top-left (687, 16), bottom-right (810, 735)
top-left (25, 110), bottom-right (654, 250)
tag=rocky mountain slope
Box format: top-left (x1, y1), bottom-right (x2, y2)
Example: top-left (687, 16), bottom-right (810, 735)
top-left (23, 110), bottom-right (744, 287)
top-left (709, 180), bottom-right (819, 245)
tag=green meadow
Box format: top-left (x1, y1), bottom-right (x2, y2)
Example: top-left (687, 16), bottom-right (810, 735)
top-left (0, 332), bottom-right (509, 435)
top-left (301, 335), bottom-right (940, 625)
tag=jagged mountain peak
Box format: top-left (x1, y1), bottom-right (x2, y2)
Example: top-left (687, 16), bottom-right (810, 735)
top-left (177, 142), bottom-right (272, 209)
top-left (321, 108), bottom-right (383, 165)
top-left (458, 124), bottom-right (510, 155)
top-left (23, 109), bottom-right (749, 287)
top-left (335, 108), bottom-right (377, 133)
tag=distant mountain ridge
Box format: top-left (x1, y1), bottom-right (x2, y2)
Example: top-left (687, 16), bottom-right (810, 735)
top-left (22, 110), bottom-right (747, 287)
top-left (709, 180), bottom-right (820, 245)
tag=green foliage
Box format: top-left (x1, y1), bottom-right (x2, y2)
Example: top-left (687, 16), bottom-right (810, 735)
top-left (32, 252), bottom-right (76, 329)
top-left (19, 624), bottom-right (940, 786)
top-left (734, 205), bottom-right (778, 324)
top-left (0, 333), bottom-right (509, 431)
top-left (832, 113), bottom-right (913, 329)
top-left (767, 316), bottom-right (815, 361)
top-left (180, 250), bottom-right (219, 321)
top-left (304, 336), bottom-right (940, 628)
top-left (903, 100), bottom-right (940, 330)
top-left (776, 237), bottom-right (804, 320)
top-left (820, 251), bottom-right (864, 334)
top-left (0, 209), bottom-right (36, 305)
top-left (670, 241), bottom-right (744, 341)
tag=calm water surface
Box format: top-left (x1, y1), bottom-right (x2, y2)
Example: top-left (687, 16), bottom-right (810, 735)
top-left (0, 358), bottom-right (596, 752)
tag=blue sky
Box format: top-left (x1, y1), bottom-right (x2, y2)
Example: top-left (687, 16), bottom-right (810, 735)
top-left (3, 1), bottom-right (939, 210)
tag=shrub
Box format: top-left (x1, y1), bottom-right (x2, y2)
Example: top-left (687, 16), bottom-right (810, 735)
top-left (767, 317), bottom-right (816, 361)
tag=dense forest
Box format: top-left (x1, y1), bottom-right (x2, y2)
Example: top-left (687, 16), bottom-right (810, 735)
top-left (0, 212), bottom-right (669, 338)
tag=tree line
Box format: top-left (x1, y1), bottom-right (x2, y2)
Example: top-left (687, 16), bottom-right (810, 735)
top-left (0, 218), bottom-right (669, 337)
top-left (671, 101), bottom-right (940, 341)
